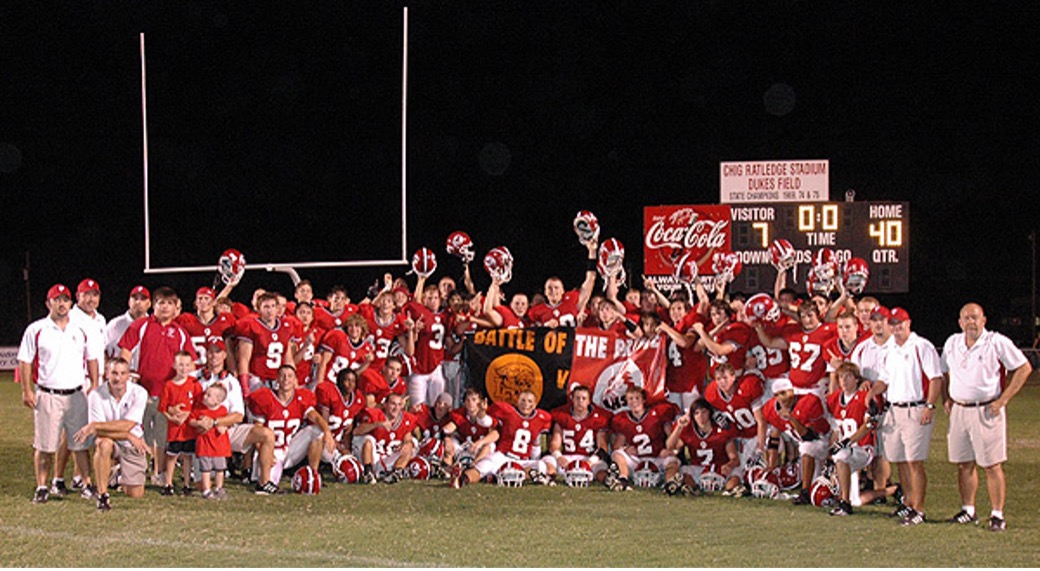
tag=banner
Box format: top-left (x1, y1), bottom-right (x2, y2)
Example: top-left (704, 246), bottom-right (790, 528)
top-left (719, 159), bottom-right (829, 203)
top-left (0, 346), bottom-right (18, 371)
top-left (643, 204), bottom-right (731, 281)
top-left (570, 328), bottom-right (667, 413)
top-left (465, 328), bottom-right (573, 409)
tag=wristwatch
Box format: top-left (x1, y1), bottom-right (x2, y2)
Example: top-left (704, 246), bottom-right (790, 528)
top-left (925, 402), bottom-right (936, 410)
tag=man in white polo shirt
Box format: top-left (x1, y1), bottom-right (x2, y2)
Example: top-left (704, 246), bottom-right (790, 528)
top-left (941, 303), bottom-right (1032, 532)
top-left (74, 357), bottom-right (149, 511)
top-left (17, 284), bottom-right (101, 504)
top-left (868, 307), bottom-right (944, 526)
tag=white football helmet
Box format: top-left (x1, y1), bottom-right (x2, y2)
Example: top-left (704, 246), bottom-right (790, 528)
top-left (564, 460), bottom-right (594, 488)
top-left (483, 246), bottom-right (514, 284)
top-left (744, 293), bottom-right (781, 324)
top-left (597, 238), bottom-right (626, 285)
top-left (711, 251), bottom-right (743, 284)
top-left (633, 460), bottom-right (663, 488)
top-left (842, 257), bottom-right (870, 295)
top-left (573, 210), bottom-right (600, 245)
top-left (698, 471), bottom-right (727, 493)
top-left (497, 461), bottom-right (526, 487)
top-left (217, 248), bottom-right (246, 285)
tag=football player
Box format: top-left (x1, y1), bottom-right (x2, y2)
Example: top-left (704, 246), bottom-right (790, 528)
top-left (824, 313), bottom-right (864, 394)
top-left (657, 296), bottom-right (710, 412)
top-left (357, 355), bottom-right (408, 408)
top-left (246, 365), bottom-right (334, 493)
top-left (352, 392), bottom-right (419, 484)
top-left (526, 240), bottom-right (598, 328)
top-left (761, 378), bottom-right (831, 505)
top-left (314, 314), bottom-right (376, 386)
top-left (754, 302), bottom-right (837, 400)
top-left (313, 285), bottom-right (357, 331)
top-left (236, 292), bottom-right (300, 396)
top-left (291, 301), bottom-right (324, 387)
top-left (483, 276), bottom-right (529, 329)
top-left (315, 368), bottom-right (366, 461)
top-left (607, 386), bottom-right (680, 491)
top-left (703, 363), bottom-right (767, 484)
top-left (691, 300), bottom-right (754, 377)
top-left (462, 391), bottom-right (555, 487)
top-left (357, 290), bottom-right (415, 391)
top-left (404, 280), bottom-right (451, 407)
top-left (666, 399), bottom-right (740, 495)
top-left (442, 388), bottom-right (498, 481)
top-left (547, 385), bottom-right (613, 483)
top-left (413, 392), bottom-right (454, 467)
top-left (176, 287), bottom-right (236, 368)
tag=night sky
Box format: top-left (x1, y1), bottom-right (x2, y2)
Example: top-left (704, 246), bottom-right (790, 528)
top-left (2, 2), bottom-right (1038, 346)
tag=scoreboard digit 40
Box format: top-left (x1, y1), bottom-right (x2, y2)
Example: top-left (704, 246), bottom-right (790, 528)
top-left (727, 201), bottom-right (909, 293)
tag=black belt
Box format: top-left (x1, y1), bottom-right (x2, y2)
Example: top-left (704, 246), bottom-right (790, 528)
top-left (891, 400), bottom-right (925, 408)
top-left (952, 398), bottom-right (996, 408)
top-left (37, 386), bottom-right (81, 396)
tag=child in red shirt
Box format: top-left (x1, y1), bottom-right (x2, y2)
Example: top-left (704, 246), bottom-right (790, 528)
top-left (158, 351), bottom-right (203, 495)
top-left (190, 383), bottom-right (232, 499)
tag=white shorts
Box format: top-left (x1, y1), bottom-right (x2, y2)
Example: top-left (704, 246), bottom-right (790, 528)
top-left (408, 366), bottom-right (446, 408)
top-left (33, 389), bottom-right (90, 453)
top-left (879, 405), bottom-right (933, 463)
top-left (613, 450), bottom-right (679, 474)
top-left (947, 403), bottom-right (1006, 467)
top-left (473, 451), bottom-right (549, 478)
top-left (798, 438), bottom-right (830, 461)
top-left (545, 453), bottom-right (607, 476)
top-left (666, 390), bottom-right (700, 415)
top-left (351, 435), bottom-right (412, 475)
top-left (833, 444), bottom-right (874, 472)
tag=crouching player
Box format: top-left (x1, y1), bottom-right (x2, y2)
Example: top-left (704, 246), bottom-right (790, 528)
top-left (247, 365), bottom-right (335, 493)
top-left (666, 399), bottom-right (740, 496)
top-left (455, 390), bottom-right (554, 487)
top-left (761, 378), bottom-right (831, 505)
top-left (443, 389), bottom-right (498, 486)
top-left (826, 362), bottom-right (901, 515)
top-left (547, 385), bottom-right (613, 486)
top-left (607, 386), bottom-right (680, 492)
top-left (703, 363), bottom-right (767, 495)
top-left (352, 392), bottom-right (418, 484)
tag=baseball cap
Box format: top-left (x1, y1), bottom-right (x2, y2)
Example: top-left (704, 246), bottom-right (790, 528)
top-left (77, 278), bottom-right (100, 294)
top-left (130, 285), bottom-right (150, 299)
top-left (771, 378), bottom-right (794, 393)
top-left (435, 392), bottom-right (454, 407)
top-left (392, 286), bottom-right (411, 298)
top-left (196, 286), bottom-right (217, 299)
top-left (888, 307), bottom-right (911, 324)
top-left (207, 338), bottom-right (227, 352)
top-left (869, 306), bottom-right (891, 321)
top-left (47, 284), bottom-right (72, 301)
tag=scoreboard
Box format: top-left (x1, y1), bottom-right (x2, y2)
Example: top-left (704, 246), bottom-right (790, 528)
top-left (642, 201), bottom-right (910, 294)
top-left (727, 201), bottom-right (910, 293)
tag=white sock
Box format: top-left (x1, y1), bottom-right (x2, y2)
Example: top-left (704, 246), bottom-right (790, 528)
top-left (991, 510), bottom-right (1004, 519)
top-left (962, 505), bottom-right (975, 517)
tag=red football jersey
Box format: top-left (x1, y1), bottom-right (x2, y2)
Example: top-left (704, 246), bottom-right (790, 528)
top-left (761, 393), bottom-right (831, 441)
top-left (609, 402), bottom-right (678, 457)
top-left (357, 369), bottom-right (407, 404)
top-left (318, 329), bottom-right (375, 383)
top-left (247, 387), bottom-right (317, 451)
top-left (158, 376), bottom-right (204, 442)
top-left (314, 304), bottom-right (359, 332)
top-left (550, 404), bottom-right (613, 455)
top-left (666, 312), bottom-right (710, 394)
top-left (487, 401), bottom-right (553, 460)
top-left (749, 317), bottom-right (793, 379)
top-left (294, 323), bottom-right (325, 383)
top-left (355, 408), bottom-right (418, 456)
top-left (358, 304), bottom-right (410, 370)
top-left (314, 381), bottom-right (365, 442)
top-left (236, 317), bottom-right (300, 381)
top-left (493, 305), bottom-right (526, 329)
top-left (191, 405), bottom-right (231, 457)
top-left (447, 407), bottom-right (493, 444)
top-left (407, 303), bottom-right (449, 375)
top-left (826, 389), bottom-right (875, 447)
top-left (175, 312), bottom-right (235, 365)
top-left (413, 403), bottom-right (454, 441)
top-left (527, 290), bottom-right (582, 327)
top-left (782, 322), bottom-right (838, 389)
top-left (703, 373), bottom-right (765, 439)
top-left (822, 335), bottom-right (861, 369)
top-left (709, 321), bottom-right (754, 374)
top-left (677, 422), bottom-right (737, 473)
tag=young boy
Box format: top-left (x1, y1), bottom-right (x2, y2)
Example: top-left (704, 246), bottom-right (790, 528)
top-left (190, 383), bottom-right (231, 499)
top-left (158, 351), bottom-right (203, 495)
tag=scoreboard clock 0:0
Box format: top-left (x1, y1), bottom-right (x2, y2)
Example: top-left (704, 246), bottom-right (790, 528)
top-left (726, 201), bottom-right (909, 293)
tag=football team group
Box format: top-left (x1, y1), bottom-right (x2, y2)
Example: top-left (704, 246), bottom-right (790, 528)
top-left (17, 214), bottom-right (1031, 533)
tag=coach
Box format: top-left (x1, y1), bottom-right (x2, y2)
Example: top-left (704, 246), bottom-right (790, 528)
top-left (941, 303), bottom-right (1032, 532)
top-left (17, 284), bottom-right (100, 504)
top-left (869, 307), bottom-right (943, 526)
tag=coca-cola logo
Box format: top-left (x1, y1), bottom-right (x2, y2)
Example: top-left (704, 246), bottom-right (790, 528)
top-left (644, 218), bottom-right (729, 250)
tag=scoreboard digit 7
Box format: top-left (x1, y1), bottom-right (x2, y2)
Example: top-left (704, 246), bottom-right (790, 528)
top-left (727, 201), bottom-right (909, 293)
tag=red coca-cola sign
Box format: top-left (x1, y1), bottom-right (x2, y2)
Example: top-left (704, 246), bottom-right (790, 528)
top-left (643, 205), bottom-right (733, 276)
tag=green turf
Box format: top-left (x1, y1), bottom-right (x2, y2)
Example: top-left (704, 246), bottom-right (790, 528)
top-left (1, 373), bottom-right (1038, 567)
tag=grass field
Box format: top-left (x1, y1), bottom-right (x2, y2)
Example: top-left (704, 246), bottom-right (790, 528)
top-left (1, 373), bottom-right (1038, 567)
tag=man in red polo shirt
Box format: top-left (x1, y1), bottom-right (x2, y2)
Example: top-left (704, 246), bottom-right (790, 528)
top-left (118, 286), bottom-right (197, 484)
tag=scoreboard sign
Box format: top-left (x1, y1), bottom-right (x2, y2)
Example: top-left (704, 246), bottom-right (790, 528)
top-left (643, 202), bottom-right (910, 293)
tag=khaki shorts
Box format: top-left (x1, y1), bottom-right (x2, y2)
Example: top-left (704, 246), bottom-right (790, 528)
top-left (229, 423), bottom-right (253, 453)
top-left (34, 390), bottom-right (90, 453)
top-left (113, 441), bottom-right (148, 487)
top-left (879, 405), bottom-right (933, 463)
top-left (142, 397), bottom-right (167, 448)
top-left (948, 403), bottom-right (1006, 467)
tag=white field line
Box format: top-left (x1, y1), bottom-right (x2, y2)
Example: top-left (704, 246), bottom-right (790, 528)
top-left (0, 524), bottom-right (445, 567)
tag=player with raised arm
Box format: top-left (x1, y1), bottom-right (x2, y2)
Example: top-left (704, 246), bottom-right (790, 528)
top-left (357, 290), bottom-right (415, 390)
top-left (657, 295), bottom-right (710, 412)
top-left (527, 236), bottom-right (599, 328)
top-left (754, 302), bottom-right (837, 400)
top-left (691, 299), bottom-right (754, 377)
top-left (469, 391), bottom-right (556, 486)
top-left (666, 398), bottom-right (740, 495)
top-left (405, 278), bottom-right (451, 407)
top-left (176, 287), bottom-right (236, 368)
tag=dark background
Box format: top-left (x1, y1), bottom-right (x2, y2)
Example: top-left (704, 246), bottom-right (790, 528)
top-left (1, 2), bottom-right (1038, 346)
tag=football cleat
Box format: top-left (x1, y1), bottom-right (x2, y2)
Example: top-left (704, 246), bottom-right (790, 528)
top-left (96, 492), bottom-right (111, 512)
top-left (49, 479), bottom-right (68, 498)
top-left (829, 500), bottom-right (853, 516)
top-left (254, 481), bottom-right (280, 495)
top-left (81, 484), bottom-right (98, 500)
top-left (722, 484), bottom-right (747, 498)
top-left (663, 472), bottom-right (685, 496)
top-left (900, 510), bottom-right (925, 526)
top-left (159, 485), bottom-right (175, 497)
top-left (31, 487), bottom-right (49, 504)
top-left (892, 504), bottom-right (914, 519)
top-left (988, 516), bottom-right (1006, 532)
top-left (948, 510), bottom-right (978, 524)
top-left (291, 466), bottom-right (322, 495)
top-left (791, 488), bottom-right (812, 505)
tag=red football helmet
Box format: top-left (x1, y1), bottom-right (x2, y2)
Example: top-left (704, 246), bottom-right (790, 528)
top-left (842, 257), bottom-right (870, 295)
top-left (812, 248), bottom-right (838, 282)
top-left (750, 468), bottom-right (781, 499)
top-left (291, 465), bottom-right (322, 495)
top-left (410, 247), bottom-right (438, 279)
top-left (407, 457), bottom-right (432, 480)
top-left (573, 210), bottom-right (600, 245)
top-left (712, 251), bottom-right (743, 284)
top-left (217, 248), bottom-right (246, 285)
top-left (673, 251), bottom-right (701, 285)
top-left (745, 293), bottom-right (781, 324)
top-left (633, 460), bottom-right (662, 488)
top-left (564, 460), bottom-right (594, 488)
top-left (744, 464), bottom-right (767, 488)
top-left (777, 463), bottom-right (802, 491)
top-left (810, 476), bottom-right (838, 507)
top-left (698, 471), bottom-right (727, 493)
top-left (497, 461), bottom-right (526, 487)
top-left (445, 231), bottom-right (475, 263)
top-left (806, 266), bottom-right (834, 297)
top-left (597, 238), bottom-right (626, 283)
top-left (483, 246), bottom-right (514, 284)
top-left (769, 239), bottom-right (796, 270)
top-left (416, 437), bottom-right (443, 461)
top-left (332, 454), bottom-right (364, 484)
